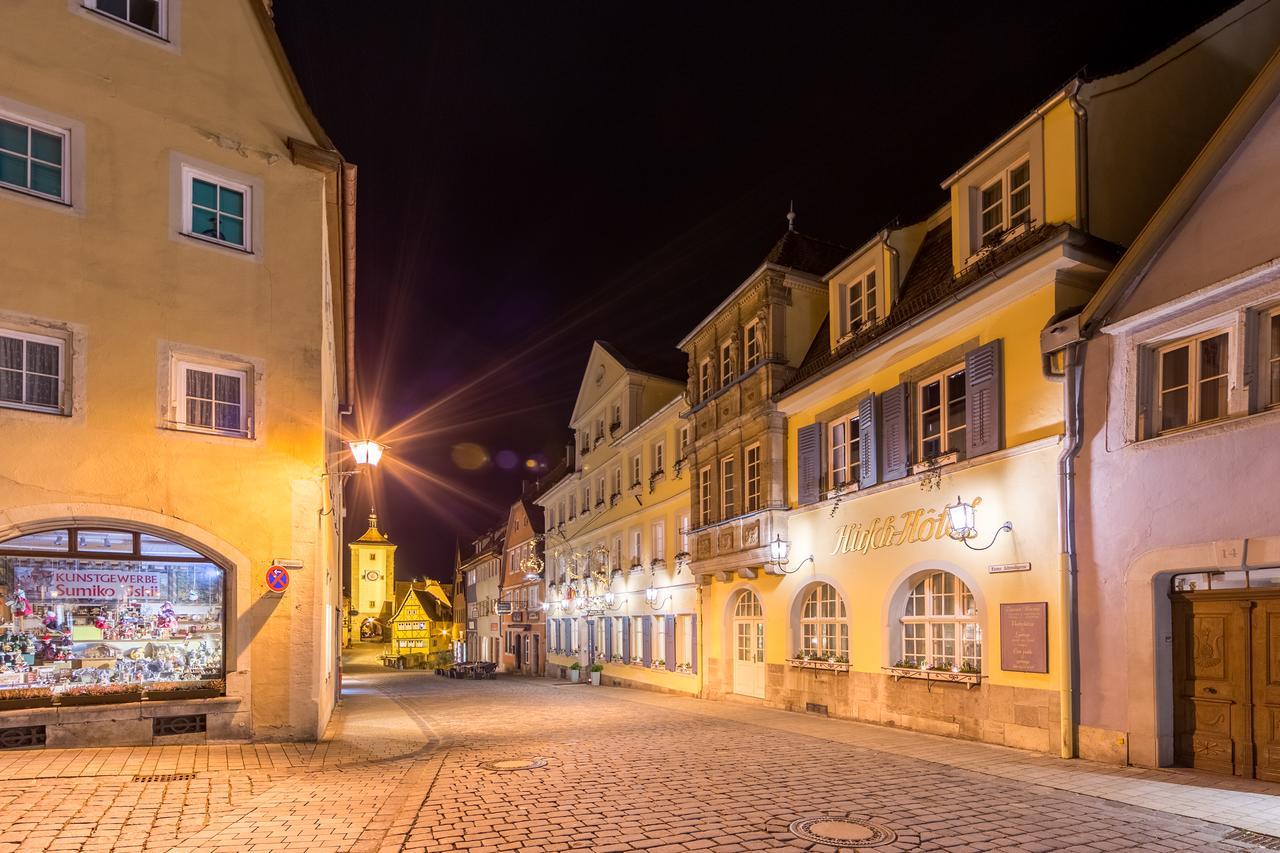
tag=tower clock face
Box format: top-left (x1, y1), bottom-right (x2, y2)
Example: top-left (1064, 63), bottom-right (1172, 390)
top-left (365, 570), bottom-right (381, 582)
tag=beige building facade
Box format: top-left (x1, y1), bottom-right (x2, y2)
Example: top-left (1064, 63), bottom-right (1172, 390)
top-left (0, 0), bottom-right (355, 744)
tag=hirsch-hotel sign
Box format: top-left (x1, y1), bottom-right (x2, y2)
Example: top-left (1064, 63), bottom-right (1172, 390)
top-left (830, 497), bottom-right (986, 556)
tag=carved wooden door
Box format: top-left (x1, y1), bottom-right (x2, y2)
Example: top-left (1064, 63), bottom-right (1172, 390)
top-left (1172, 596), bottom-right (1250, 776)
top-left (1252, 597), bottom-right (1280, 782)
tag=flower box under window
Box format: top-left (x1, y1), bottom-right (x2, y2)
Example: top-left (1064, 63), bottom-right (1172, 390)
top-left (882, 665), bottom-right (983, 690)
top-left (911, 450), bottom-right (958, 475)
top-left (786, 658), bottom-right (850, 673)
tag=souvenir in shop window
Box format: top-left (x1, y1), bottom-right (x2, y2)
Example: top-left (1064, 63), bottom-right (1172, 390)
top-left (0, 527), bottom-right (226, 706)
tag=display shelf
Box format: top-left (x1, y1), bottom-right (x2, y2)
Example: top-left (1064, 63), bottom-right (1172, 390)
top-left (75, 636), bottom-right (219, 644)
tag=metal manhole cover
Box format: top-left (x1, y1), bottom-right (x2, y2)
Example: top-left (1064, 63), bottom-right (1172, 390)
top-left (789, 817), bottom-right (897, 848)
top-left (478, 757), bottom-right (547, 772)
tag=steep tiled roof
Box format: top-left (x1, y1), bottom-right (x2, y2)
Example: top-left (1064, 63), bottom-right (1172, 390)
top-left (763, 229), bottom-right (854, 277)
top-left (783, 220), bottom-right (1096, 394)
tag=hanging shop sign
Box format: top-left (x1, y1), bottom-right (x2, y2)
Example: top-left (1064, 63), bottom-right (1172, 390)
top-left (830, 497), bottom-right (985, 557)
top-left (495, 601), bottom-right (513, 615)
top-left (265, 565), bottom-right (290, 594)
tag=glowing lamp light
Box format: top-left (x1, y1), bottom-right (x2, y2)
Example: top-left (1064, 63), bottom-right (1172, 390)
top-left (944, 496), bottom-right (977, 541)
top-left (769, 534), bottom-right (791, 565)
top-left (644, 586), bottom-right (658, 605)
top-left (347, 439), bottom-right (385, 467)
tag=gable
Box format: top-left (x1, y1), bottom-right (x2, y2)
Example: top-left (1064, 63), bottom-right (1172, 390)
top-left (1110, 86), bottom-right (1280, 323)
top-left (568, 341), bottom-right (631, 426)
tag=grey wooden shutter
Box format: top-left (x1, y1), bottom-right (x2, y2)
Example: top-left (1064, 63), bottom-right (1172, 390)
top-left (880, 384), bottom-right (910, 480)
top-left (965, 339), bottom-right (1003, 457)
top-left (690, 614), bottom-right (698, 674)
top-left (665, 615), bottom-right (676, 671)
top-left (621, 616), bottom-right (631, 661)
top-left (797, 422), bottom-right (823, 505)
top-left (604, 616), bottom-right (613, 659)
top-left (585, 619), bottom-right (594, 661)
top-left (641, 617), bottom-right (652, 666)
top-left (858, 394), bottom-right (879, 489)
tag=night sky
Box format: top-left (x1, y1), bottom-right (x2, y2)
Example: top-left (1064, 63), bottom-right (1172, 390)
top-left (274, 1), bottom-right (1231, 581)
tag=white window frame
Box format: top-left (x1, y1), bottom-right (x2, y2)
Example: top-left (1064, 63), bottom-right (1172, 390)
top-left (0, 108), bottom-right (70, 205)
top-left (677, 614), bottom-right (694, 668)
top-left (699, 359), bottom-right (712, 401)
top-left (744, 443), bottom-right (761, 513)
top-left (631, 618), bottom-right (644, 663)
top-left (843, 269), bottom-right (878, 335)
top-left (83, 0), bottom-right (169, 39)
top-left (180, 164), bottom-right (252, 252)
top-left (698, 466), bottom-right (712, 526)
top-left (654, 615), bottom-right (667, 665)
top-left (170, 357), bottom-right (252, 438)
top-left (900, 571), bottom-right (981, 672)
top-left (977, 157), bottom-right (1031, 247)
top-left (720, 454), bottom-right (736, 519)
top-left (611, 467), bottom-right (621, 498)
top-left (679, 513), bottom-right (690, 553)
top-left (630, 454), bottom-right (641, 487)
top-left (916, 364), bottom-right (966, 461)
top-left (630, 529), bottom-right (642, 566)
top-left (744, 320), bottom-right (762, 370)
top-left (612, 618), bottom-right (623, 661)
top-left (827, 413), bottom-right (860, 489)
top-left (1154, 329), bottom-right (1232, 434)
top-left (799, 583), bottom-right (848, 659)
top-left (720, 340), bottom-right (734, 388)
top-left (0, 326), bottom-right (66, 414)
top-left (652, 521), bottom-right (665, 563)
top-left (679, 425), bottom-right (690, 455)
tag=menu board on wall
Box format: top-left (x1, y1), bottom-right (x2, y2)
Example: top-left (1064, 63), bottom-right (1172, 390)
top-left (1000, 602), bottom-right (1048, 673)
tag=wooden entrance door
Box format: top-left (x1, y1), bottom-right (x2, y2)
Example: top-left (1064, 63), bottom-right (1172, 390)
top-left (1172, 591), bottom-right (1280, 780)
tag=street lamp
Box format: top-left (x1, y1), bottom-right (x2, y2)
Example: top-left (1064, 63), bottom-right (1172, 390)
top-left (347, 439), bottom-right (385, 467)
top-left (944, 496), bottom-right (1013, 551)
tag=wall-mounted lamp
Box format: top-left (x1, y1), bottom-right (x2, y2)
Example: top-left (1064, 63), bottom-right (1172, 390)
top-left (644, 584), bottom-right (671, 610)
top-left (944, 496), bottom-right (1013, 551)
top-left (768, 534), bottom-right (815, 574)
top-left (347, 439), bottom-right (386, 467)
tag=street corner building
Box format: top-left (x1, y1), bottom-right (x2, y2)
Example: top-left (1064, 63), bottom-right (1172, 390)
top-left (677, 3), bottom-right (1280, 759)
top-left (0, 1), bottom-right (356, 746)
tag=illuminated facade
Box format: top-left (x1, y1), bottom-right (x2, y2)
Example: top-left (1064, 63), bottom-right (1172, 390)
top-left (498, 496), bottom-right (545, 675)
top-left (0, 1), bottom-right (355, 744)
top-left (348, 514), bottom-right (397, 642)
top-left (537, 342), bottom-right (701, 694)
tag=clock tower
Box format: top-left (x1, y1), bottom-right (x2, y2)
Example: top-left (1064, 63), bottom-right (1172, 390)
top-left (348, 511), bottom-right (397, 641)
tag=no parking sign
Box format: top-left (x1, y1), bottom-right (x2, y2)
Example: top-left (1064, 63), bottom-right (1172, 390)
top-left (265, 564), bottom-right (290, 594)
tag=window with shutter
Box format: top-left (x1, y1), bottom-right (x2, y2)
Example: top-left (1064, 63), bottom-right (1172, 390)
top-left (665, 615), bottom-right (677, 671)
top-left (604, 617), bottom-right (613, 659)
top-left (621, 616), bottom-right (631, 661)
top-left (641, 617), bottom-right (652, 666)
top-left (880, 384), bottom-right (910, 480)
top-left (858, 394), bottom-right (879, 489)
top-left (796, 423), bottom-right (823, 505)
top-left (965, 340), bottom-right (1003, 456)
top-left (689, 614), bottom-right (698, 674)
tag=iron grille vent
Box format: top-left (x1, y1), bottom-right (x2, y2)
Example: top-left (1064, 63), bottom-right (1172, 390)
top-left (805, 703), bottom-right (829, 716)
top-left (133, 772), bottom-right (197, 783)
top-left (1224, 829), bottom-right (1280, 850)
top-left (0, 725), bottom-right (45, 749)
top-left (153, 714), bottom-right (207, 737)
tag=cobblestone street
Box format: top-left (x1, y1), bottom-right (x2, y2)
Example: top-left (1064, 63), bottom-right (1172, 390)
top-left (0, 648), bottom-right (1278, 852)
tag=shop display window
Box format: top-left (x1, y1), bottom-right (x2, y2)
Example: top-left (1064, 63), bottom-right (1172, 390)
top-left (0, 527), bottom-right (225, 705)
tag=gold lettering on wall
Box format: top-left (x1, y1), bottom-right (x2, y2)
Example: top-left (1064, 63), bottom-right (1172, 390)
top-left (830, 498), bottom-right (983, 556)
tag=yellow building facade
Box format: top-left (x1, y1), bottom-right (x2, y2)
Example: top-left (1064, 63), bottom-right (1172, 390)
top-left (388, 588), bottom-right (452, 660)
top-left (538, 342), bottom-right (701, 694)
top-left (0, 1), bottom-right (354, 744)
top-left (348, 513), bottom-right (397, 642)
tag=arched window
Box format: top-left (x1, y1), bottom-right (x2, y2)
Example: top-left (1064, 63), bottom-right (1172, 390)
top-left (0, 527), bottom-right (226, 705)
top-left (901, 571), bottom-right (981, 672)
top-left (734, 589), bottom-right (763, 618)
top-left (799, 582), bottom-right (847, 658)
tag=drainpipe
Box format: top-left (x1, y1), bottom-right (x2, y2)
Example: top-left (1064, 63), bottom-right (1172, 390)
top-left (1042, 312), bottom-right (1084, 759)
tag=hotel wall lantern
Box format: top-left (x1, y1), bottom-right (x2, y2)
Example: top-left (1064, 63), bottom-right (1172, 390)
top-left (768, 534), bottom-right (815, 575)
top-left (644, 584), bottom-right (671, 610)
top-left (944, 496), bottom-right (1013, 551)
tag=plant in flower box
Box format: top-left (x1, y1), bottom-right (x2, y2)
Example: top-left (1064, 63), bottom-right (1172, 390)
top-left (59, 682), bottom-right (143, 706)
top-left (0, 685), bottom-right (54, 711)
top-left (144, 679), bottom-right (223, 700)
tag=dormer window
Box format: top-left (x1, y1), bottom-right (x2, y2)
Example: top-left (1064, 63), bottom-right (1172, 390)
top-left (843, 269), bottom-right (877, 336)
top-left (979, 159), bottom-right (1031, 246)
top-left (720, 340), bottom-right (734, 388)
